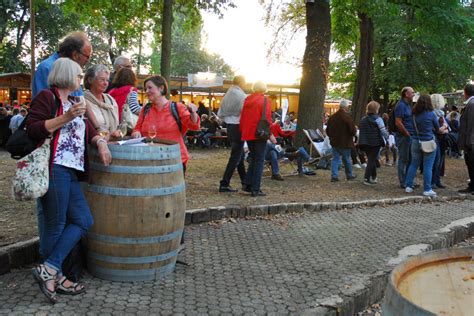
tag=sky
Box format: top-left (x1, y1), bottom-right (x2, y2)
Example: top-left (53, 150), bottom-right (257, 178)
top-left (200, 1), bottom-right (306, 85)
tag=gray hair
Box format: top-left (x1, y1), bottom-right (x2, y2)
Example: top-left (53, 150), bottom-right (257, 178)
top-left (339, 99), bottom-right (350, 108)
top-left (252, 81), bottom-right (267, 93)
top-left (48, 58), bottom-right (82, 90)
top-left (84, 64), bottom-right (110, 89)
top-left (430, 94), bottom-right (445, 110)
top-left (113, 56), bottom-right (131, 71)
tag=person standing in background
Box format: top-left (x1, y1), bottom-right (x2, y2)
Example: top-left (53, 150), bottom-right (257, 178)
top-left (458, 83), bottom-right (474, 194)
top-left (218, 76), bottom-right (247, 192)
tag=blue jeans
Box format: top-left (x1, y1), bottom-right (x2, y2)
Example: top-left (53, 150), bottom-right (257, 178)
top-left (396, 134), bottom-right (412, 186)
top-left (296, 147), bottom-right (310, 173)
top-left (431, 139), bottom-right (442, 186)
top-left (39, 164), bottom-right (93, 272)
top-left (244, 140), bottom-right (267, 193)
top-left (265, 145), bottom-right (284, 175)
top-left (331, 147), bottom-right (353, 180)
top-left (405, 141), bottom-right (436, 192)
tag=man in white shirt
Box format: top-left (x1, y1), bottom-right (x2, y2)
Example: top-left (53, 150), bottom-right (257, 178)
top-left (218, 76), bottom-right (247, 192)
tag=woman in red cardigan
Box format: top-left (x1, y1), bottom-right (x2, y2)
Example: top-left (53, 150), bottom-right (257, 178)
top-left (240, 81), bottom-right (272, 197)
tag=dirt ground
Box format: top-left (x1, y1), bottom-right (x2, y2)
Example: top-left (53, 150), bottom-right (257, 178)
top-left (0, 147), bottom-right (470, 247)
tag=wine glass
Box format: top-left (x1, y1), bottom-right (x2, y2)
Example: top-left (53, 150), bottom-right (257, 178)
top-left (98, 123), bottom-right (109, 138)
top-left (148, 124), bottom-right (157, 142)
top-left (118, 122), bottom-right (128, 140)
top-left (72, 96), bottom-right (86, 119)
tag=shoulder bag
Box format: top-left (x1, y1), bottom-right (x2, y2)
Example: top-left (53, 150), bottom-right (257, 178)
top-left (12, 139), bottom-right (51, 201)
top-left (413, 116), bottom-right (436, 153)
top-left (255, 97), bottom-right (270, 140)
top-left (121, 88), bottom-right (139, 131)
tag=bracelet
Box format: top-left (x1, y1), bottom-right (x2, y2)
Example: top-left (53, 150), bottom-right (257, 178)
top-left (97, 138), bottom-right (107, 145)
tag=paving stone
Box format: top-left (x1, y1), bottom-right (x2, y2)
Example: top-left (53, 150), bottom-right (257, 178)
top-left (1, 200), bottom-right (472, 315)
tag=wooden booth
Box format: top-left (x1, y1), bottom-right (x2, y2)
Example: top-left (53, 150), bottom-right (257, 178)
top-left (0, 73), bottom-right (32, 106)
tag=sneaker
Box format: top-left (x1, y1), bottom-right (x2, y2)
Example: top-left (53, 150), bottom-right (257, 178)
top-left (363, 179), bottom-right (376, 186)
top-left (423, 190), bottom-right (437, 197)
top-left (361, 163), bottom-right (367, 168)
top-left (405, 187), bottom-right (414, 193)
top-left (370, 177), bottom-right (378, 184)
top-left (331, 177), bottom-right (339, 182)
top-left (385, 161), bottom-right (393, 166)
top-left (353, 164), bottom-right (362, 169)
top-left (347, 175), bottom-right (357, 181)
top-left (251, 190), bottom-right (266, 197)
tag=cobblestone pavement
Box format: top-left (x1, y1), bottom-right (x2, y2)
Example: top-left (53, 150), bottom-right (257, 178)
top-left (0, 200), bottom-right (473, 315)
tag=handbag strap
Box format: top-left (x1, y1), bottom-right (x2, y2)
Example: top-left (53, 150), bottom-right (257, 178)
top-left (260, 97), bottom-right (267, 121)
top-left (412, 115), bottom-right (420, 139)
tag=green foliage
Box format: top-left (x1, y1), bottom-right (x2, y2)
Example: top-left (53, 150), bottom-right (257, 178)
top-left (150, 9), bottom-right (233, 78)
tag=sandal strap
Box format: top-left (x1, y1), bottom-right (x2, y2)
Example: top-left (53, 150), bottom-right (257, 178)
top-left (36, 264), bottom-right (56, 282)
top-left (56, 276), bottom-right (84, 292)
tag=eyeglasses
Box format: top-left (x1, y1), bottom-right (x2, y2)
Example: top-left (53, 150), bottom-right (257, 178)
top-left (77, 74), bottom-right (84, 80)
top-left (79, 51), bottom-right (91, 60)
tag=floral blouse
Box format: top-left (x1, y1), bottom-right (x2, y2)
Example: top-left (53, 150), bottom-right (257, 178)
top-left (53, 101), bottom-right (86, 171)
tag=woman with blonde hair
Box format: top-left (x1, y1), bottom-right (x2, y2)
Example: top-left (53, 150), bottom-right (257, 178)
top-left (239, 81), bottom-right (272, 196)
top-left (357, 101), bottom-right (389, 185)
top-left (430, 93), bottom-right (449, 189)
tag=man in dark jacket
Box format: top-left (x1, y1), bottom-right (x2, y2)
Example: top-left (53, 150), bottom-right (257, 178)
top-left (458, 83), bottom-right (474, 193)
top-left (326, 99), bottom-right (357, 182)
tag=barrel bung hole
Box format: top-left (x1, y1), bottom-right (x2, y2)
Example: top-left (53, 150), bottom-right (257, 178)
top-left (165, 212), bottom-right (171, 218)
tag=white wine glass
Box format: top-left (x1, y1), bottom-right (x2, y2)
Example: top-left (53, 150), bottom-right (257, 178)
top-left (72, 96), bottom-right (86, 119)
top-left (118, 122), bottom-right (128, 140)
top-left (148, 124), bottom-right (157, 142)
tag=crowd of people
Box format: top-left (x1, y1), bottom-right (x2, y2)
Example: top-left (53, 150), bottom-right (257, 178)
top-left (2, 30), bottom-right (473, 304)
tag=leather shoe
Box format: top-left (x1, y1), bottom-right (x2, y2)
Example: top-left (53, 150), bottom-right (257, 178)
top-left (242, 184), bottom-right (252, 193)
top-left (219, 186), bottom-right (238, 193)
top-left (251, 190), bottom-right (266, 197)
top-left (271, 174), bottom-right (284, 181)
top-left (458, 187), bottom-right (473, 194)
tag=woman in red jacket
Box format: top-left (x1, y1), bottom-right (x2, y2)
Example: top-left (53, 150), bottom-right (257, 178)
top-left (131, 75), bottom-right (200, 172)
top-left (240, 81), bottom-right (272, 196)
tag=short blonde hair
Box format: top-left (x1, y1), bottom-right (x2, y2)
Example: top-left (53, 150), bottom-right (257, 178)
top-left (366, 101), bottom-right (380, 114)
top-left (48, 58), bottom-right (82, 90)
top-left (430, 94), bottom-right (445, 110)
top-left (252, 81), bottom-right (267, 93)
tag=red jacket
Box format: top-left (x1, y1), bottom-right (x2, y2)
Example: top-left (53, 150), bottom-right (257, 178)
top-left (239, 93), bottom-right (272, 141)
top-left (109, 85), bottom-right (137, 121)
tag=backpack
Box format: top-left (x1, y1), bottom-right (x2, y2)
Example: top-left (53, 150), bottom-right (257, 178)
top-left (142, 101), bottom-right (182, 133)
top-left (387, 111), bottom-right (398, 134)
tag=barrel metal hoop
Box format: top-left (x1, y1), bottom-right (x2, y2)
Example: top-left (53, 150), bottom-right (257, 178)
top-left (90, 147), bottom-right (181, 160)
top-left (84, 182), bottom-right (185, 196)
top-left (108, 143), bottom-right (180, 153)
top-left (88, 248), bottom-right (179, 264)
top-left (89, 162), bottom-right (183, 174)
top-left (87, 261), bottom-right (176, 282)
top-left (87, 229), bottom-right (183, 244)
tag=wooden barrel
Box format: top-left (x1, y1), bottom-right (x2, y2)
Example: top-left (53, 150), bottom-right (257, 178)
top-left (83, 140), bottom-right (185, 282)
top-left (383, 247), bottom-right (474, 316)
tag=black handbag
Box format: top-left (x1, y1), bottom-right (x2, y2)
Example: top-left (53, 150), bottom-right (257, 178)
top-left (6, 90), bottom-right (59, 159)
top-left (255, 97), bottom-right (270, 140)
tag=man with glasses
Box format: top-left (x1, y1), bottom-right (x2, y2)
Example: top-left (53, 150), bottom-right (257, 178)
top-left (106, 56), bottom-right (132, 92)
top-left (32, 31), bottom-right (92, 97)
top-left (394, 86), bottom-right (415, 188)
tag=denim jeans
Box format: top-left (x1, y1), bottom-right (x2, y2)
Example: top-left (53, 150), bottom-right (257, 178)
top-left (431, 139), bottom-right (442, 186)
top-left (331, 147), bottom-right (353, 180)
top-left (265, 146), bottom-right (284, 175)
top-left (405, 141), bottom-right (436, 192)
top-left (296, 147), bottom-right (310, 173)
top-left (39, 164), bottom-right (93, 273)
top-left (220, 124), bottom-right (246, 187)
top-left (396, 134), bottom-right (412, 186)
top-left (244, 140), bottom-right (267, 193)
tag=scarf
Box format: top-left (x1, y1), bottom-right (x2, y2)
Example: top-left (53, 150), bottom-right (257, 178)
top-left (84, 90), bottom-right (119, 133)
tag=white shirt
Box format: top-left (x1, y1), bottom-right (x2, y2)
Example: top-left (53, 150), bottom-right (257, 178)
top-left (53, 101), bottom-right (86, 171)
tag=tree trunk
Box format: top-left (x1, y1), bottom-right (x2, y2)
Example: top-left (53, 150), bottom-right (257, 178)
top-left (160, 0), bottom-right (173, 83)
top-left (295, 0), bottom-right (331, 147)
top-left (351, 12), bottom-right (374, 125)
